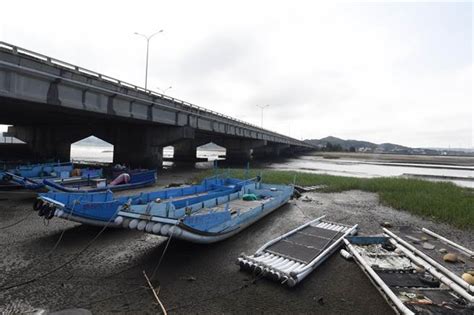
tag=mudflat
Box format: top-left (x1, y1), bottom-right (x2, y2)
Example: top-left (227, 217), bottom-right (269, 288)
top-left (312, 152), bottom-right (474, 167)
top-left (0, 171), bottom-right (472, 314)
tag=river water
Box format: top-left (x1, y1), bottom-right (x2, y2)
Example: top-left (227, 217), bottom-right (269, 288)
top-left (70, 145), bottom-right (474, 188)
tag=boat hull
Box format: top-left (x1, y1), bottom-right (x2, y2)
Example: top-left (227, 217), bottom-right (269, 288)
top-left (43, 170), bottom-right (156, 193)
top-left (117, 182), bottom-right (294, 243)
top-left (36, 177), bottom-right (248, 226)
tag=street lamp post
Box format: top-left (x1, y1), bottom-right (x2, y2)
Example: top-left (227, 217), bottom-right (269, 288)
top-left (134, 29), bottom-right (164, 90)
top-left (157, 85), bottom-right (172, 94)
top-left (256, 104), bottom-right (270, 128)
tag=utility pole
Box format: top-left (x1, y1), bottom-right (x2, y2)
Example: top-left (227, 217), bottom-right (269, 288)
top-left (256, 104), bottom-right (270, 128)
top-left (134, 29), bottom-right (164, 90)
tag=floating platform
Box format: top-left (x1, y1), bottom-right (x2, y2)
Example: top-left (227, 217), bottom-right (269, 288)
top-left (238, 216), bottom-right (358, 286)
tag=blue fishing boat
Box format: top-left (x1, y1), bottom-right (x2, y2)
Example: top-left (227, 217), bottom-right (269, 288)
top-left (35, 176), bottom-right (250, 225)
top-left (2, 161), bottom-right (73, 178)
top-left (43, 169), bottom-right (156, 193)
top-left (1, 162), bottom-right (75, 190)
top-left (116, 178), bottom-right (293, 243)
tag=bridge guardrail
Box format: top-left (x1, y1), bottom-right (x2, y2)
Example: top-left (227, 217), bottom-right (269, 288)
top-left (0, 41), bottom-right (312, 147)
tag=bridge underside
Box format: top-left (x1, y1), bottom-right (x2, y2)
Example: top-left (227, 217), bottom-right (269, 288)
top-left (3, 97), bottom-right (309, 168)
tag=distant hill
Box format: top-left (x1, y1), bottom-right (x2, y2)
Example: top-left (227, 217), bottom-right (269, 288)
top-left (305, 136), bottom-right (410, 153)
top-left (198, 142), bottom-right (225, 151)
top-left (73, 136), bottom-right (112, 146)
top-left (304, 136), bottom-right (474, 156)
top-left (311, 136), bottom-right (378, 150)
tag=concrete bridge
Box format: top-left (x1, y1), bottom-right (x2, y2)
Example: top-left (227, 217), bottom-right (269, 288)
top-left (0, 42), bottom-right (313, 168)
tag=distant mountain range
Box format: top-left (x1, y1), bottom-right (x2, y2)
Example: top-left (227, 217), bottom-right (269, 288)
top-left (305, 136), bottom-right (408, 151)
top-left (304, 136), bottom-right (473, 155)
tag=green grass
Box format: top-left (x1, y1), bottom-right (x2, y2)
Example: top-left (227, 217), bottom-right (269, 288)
top-left (194, 169), bottom-right (474, 230)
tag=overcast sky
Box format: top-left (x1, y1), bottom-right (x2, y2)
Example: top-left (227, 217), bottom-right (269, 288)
top-left (0, 1), bottom-right (472, 148)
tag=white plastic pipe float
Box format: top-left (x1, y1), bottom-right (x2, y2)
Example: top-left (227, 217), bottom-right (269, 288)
top-left (254, 215), bottom-right (326, 255)
top-left (340, 249), bottom-right (353, 260)
top-left (344, 239), bottom-right (415, 315)
top-left (389, 238), bottom-right (474, 303)
top-left (422, 227), bottom-right (474, 258)
top-left (383, 228), bottom-right (474, 294)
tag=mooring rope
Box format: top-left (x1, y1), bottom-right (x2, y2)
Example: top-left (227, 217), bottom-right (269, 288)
top-left (0, 208), bottom-right (119, 292)
top-left (46, 200), bottom-right (79, 257)
top-left (0, 211), bottom-right (34, 230)
top-left (150, 220), bottom-right (179, 279)
top-left (81, 221), bottom-right (179, 310)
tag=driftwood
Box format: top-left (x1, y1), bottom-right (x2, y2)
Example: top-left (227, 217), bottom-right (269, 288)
top-left (143, 270), bottom-right (167, 315)
top-left (293, 184), bottom-right (327, 194)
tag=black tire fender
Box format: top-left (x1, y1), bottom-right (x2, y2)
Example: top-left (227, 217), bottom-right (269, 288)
top-left (45, 207), bottom-right (55, 219)
top-left (33, 199), bottom-right (44, 211)
top-left (38, 204), bottom-right (49, 217)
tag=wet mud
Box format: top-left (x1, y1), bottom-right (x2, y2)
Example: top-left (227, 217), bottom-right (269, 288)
top-left (0, 173), bottom-right (472, 314)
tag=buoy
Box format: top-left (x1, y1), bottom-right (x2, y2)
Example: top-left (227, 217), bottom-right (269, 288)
top-left (114, 216), bottom-right (123, 225)
top-left (145, 222), bottom-right (154, 233)
top-left (122, 218), bottom-right (130, 228)
top-left (161, 224), bottom-right (170, 235)
top-left (137, 220), bottom-right (147, 231)
top-left (461, 273), bottom-right (474, 285)
top-left (152, 223), bottom-right (162, 234)
top-left (287, 277), bottom-right (297, 287)
top-left (129, 219), bottom-right (139, 230)
top-left (169, 226), bottom-right (182, 237)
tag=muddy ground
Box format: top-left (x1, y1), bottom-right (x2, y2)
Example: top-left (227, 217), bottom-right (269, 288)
top-left (0, 170), bottom-right (472, 314)
top-left (311, 152), bottom-right (474, 167)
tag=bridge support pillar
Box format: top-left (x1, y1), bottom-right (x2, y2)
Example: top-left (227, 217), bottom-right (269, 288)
top-left (113, 142), bottom-right (163, 169)
top-left (8, 126), bottom-right (72, 162)
top-left (225, 148), bottom-right (252, 161)
top-left (281, 145), bottom-right (296, 157)
top-left (112, 126), bottom-right (195, 169)
top-left (112, 128), bottom-right (163, 169)
top-left (173, 139), bottom-right (197, 162)
top-left (252, 144), bottom-right (290, 159)
top-left (218, 139), bottom-right (266, 162)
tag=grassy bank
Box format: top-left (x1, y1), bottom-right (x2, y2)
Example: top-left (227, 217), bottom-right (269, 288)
top-left (194, 169), bottom-right (474, 229)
